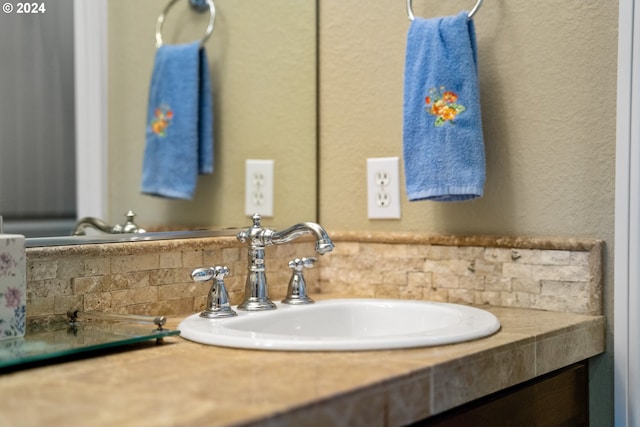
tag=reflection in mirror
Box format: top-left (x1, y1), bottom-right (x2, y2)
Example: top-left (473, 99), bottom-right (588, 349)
top-left (1, 0), bottom-right (317, 242)
top-left (109, 0), bottom-right (318, 234)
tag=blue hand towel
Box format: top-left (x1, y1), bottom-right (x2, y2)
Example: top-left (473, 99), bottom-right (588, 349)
top-left (141, 40), bottom-right (213, 200)
top-left (402, 12), bottom-right (485, 202)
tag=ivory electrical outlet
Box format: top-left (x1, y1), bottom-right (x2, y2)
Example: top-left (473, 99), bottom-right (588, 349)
top-left (245, 159), bottom-right (274, 217)
top-left (367, 157), bottom-right (401, 219)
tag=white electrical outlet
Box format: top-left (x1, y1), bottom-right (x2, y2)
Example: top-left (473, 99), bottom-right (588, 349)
top-left (245, 159), bottom-right (274, 217)
top-left (367, 157), bottom-right (401, 219)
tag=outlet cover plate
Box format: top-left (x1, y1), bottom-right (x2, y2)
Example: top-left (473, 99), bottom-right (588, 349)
top-left (367, 157), bottom-right (401, 219)
top-left (245, 159), bottom-right (274, 217)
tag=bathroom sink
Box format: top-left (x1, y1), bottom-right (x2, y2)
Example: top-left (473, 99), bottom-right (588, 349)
top-left (178, 299), bottom-right (501, 351)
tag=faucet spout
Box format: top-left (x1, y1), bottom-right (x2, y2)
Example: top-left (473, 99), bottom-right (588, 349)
top-left (72, 217), bottom-right (114, 236)
top-left (271, 222), bottom-right (335, 255)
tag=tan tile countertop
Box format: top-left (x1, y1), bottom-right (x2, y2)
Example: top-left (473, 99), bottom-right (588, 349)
top-left (0, 302), bottom-right (603, 427)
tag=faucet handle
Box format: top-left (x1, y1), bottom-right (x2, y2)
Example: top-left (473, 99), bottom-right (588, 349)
top-left (288, 257), bottom-right (316, 271)
top-left (191, 266), bottom-right (236, 318)
top-left (282, 257), bottom-right (316, 305)
top-left (191, 266), bottom-right (230, 282)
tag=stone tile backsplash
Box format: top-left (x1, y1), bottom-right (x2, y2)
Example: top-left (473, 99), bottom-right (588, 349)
top-left (25, 232), bottom-right (603, 325)
top-left (319, 234), bottom-right (602, 315)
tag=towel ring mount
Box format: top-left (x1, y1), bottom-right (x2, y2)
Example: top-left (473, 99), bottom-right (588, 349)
top-left (156, 0), bottom-right (215, 48)
top-left (407, 0), bottom-right (484, 21)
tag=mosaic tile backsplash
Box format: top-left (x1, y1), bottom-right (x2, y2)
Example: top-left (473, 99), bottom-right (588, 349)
top-left (25, 232), bottom-right (603, 325)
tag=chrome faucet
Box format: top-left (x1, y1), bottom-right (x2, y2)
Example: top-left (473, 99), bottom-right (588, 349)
top-left (236, 213), bottom-right (334, 311)
top-left (72, 210), bottom-right (146, 236)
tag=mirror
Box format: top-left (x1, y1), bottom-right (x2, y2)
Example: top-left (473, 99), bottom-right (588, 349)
top-left (1, 0), bottom-right (317, 241)
top-left (107, 0), bottom-right (317, 231)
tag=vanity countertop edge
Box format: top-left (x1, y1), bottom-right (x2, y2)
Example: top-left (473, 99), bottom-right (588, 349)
top-left (0, 301), bottom-right (604, 427)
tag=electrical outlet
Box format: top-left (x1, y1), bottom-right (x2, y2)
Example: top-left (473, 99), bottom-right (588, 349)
top-left (367, 157), bottom-right (401, 219)
top-left (245, 159), bottom-right (274, 217)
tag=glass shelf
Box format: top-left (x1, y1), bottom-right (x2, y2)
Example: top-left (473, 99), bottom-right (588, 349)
top-left (0, 320), bottom-right (180, 369)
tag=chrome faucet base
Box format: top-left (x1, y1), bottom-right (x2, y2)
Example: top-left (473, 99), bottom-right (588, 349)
top-left (281, 295), bottom-right (314, 305)
top-left (200, 307), bottom-right (237, 319)
top-left (237, 298), bottom-right (277, 311)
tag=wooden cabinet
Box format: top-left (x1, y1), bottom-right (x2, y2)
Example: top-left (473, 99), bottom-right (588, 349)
top-left (413, 362), bottom-right (588, 427)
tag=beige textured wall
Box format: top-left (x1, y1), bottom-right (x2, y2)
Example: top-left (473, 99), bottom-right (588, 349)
top-left (318, 0), bottom-right (617, 424)
top-left (107, 0), bottom-right (316, 230)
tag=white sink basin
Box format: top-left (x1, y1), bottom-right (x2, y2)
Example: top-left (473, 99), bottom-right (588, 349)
top-left (178, 299), bottom-right (501, 351)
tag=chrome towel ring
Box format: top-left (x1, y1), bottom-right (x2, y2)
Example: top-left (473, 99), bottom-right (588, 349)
top-left (155, 0), bottom-right (216, 48)
top-left (407, 0), bottom-right (484, 20)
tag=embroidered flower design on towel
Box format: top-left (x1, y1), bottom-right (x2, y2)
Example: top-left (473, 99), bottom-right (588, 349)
top-left (425, 87), bottom-right (466, 126)
top-left (150, 104), bottom-right (174, 137)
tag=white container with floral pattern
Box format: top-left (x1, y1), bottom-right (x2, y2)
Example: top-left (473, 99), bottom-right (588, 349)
top-left (0, 235), bottom-right (26, 340)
